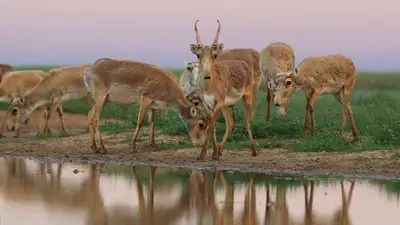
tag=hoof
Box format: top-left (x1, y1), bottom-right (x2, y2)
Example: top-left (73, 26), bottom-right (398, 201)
top-left (151, 143), bottom-right (161, 151)
top-left (212, 154), bottom-right (219, 161)
top-left (197, 155), bottom-right (205, 161)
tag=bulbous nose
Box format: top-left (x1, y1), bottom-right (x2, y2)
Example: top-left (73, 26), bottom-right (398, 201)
top-left (275, 103), bottom-right (280, 106)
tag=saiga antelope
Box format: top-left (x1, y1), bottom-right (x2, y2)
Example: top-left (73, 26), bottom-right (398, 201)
top-left (11, 64), bottom-right (93, 134)
top-left (84, 58), bottom-right (210, 153)
top-left (260, 42), bottom-right (295, 120)
top-left (190, 20), bottom-right (257, 160)
top-left (182, 47), bottom-right (260, 123)
top-left (270, 54), bottom-right (359, 138)
top-left (0, 70), bottom-right (61, 137)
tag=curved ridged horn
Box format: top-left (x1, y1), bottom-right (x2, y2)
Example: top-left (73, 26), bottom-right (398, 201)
top-left (212, 20), bottom-right (221, 45)
top-left (194, 20), bottom-right (202, 46)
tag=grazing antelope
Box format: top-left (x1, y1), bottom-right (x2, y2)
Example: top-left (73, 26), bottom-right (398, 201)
top-left (270, 54), bottom-right (359, 138)
top-left (189, 20), bottom-right (257, 160)
top-left (260, 42), bottom-right (295, 120)
top-left (84, 58), bottom-right (211, 154)
top-left (0, 70), bottom-right (60, 137)
top-left (11, 64), bottom-right (93, 134)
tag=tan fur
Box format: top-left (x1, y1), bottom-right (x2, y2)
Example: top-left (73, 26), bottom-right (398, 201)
top-left (84, 58), bottom-right (210, 153)
top-left (189, 20), bottom-right (257, 160)
top-left (272, 54), bottom-right (359, 138)
top-left (260, 42), bottom-right (295, 120)
top-left (0, 70), bottom-right (57, 137)
top-left (183, 50), bottom-right (260, 124)
top-left (11, 64), bottom-right (92, 134)
top-left (0, 64), bottom-right (14, 83)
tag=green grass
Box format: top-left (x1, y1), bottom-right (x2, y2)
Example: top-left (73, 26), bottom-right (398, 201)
top-left (2, 66), bottom-right (400, 152)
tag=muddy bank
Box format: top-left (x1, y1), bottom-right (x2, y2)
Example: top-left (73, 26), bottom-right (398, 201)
top-left (1, 130), bottom-right (399, 179)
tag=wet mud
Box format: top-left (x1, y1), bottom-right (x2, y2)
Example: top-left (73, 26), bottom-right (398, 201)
top-left (0, 111), bottom-right (399, 179)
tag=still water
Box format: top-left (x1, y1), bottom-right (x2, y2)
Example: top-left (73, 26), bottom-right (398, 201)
top-left (0, 157), bottom-right (398, 225)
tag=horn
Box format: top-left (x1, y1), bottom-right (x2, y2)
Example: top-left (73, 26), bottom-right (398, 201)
top-left (194, 20), bottom-right (203, 46)
top-left (212, 20), bottom-right (221, 45)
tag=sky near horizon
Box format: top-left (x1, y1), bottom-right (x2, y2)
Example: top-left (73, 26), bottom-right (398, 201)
top-left (1, 0), bottom-right (399, 71)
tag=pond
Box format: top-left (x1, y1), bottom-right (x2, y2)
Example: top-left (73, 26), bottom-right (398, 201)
top-left (0, 157), bottom-right (398, 225)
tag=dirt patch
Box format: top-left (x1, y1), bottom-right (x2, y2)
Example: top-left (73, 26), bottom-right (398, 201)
top-left (0, 129), bottom-right (399, 179)
top-left (0, 110), bottom-right (122, 138)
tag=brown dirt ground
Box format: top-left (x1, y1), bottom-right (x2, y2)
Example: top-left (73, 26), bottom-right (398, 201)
top-left (0, 111), bottom-right (399, 179)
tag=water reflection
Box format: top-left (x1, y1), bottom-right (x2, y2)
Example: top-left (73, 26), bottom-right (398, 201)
top-left (0, 157), bottom-right (398, 225)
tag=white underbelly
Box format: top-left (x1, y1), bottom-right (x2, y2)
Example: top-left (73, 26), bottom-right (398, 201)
top-left (225, 96), bottom-right (239, 106)
top-left (60, 92), bottom-right (85, 102)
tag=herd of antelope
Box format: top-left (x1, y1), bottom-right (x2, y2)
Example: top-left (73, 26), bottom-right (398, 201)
top-left (0, 20), bottom-right (360, 161)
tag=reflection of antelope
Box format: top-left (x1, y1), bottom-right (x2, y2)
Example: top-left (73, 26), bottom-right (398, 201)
top-left (122, 166), bottom-right (190, 225)
top-left (0, 158), bottom-right (100, 212)
top-left (240, 173), bottom-right (259, 225)
top-left (302, 180), bottom-right (355, 225)
top-left (264, 183), bottom-right (289, 225)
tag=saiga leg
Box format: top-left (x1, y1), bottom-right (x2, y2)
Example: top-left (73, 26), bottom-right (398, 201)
top-left (130, 96), bottom-right (152, 153)
top-left (43, 99), bottom-right (62, 134)
top-left (243, 94), bottom-right (257, 156)
top-left (93, 94), bottom-right (108, 153)
top-left (344, 88), bottom-right (359, 138)
top-left (148, 108), bottom-right (160, 150)
top-left (217, 106), bottom-right (235, 157)
top-left (88, 105), bottom-right (98, 152)
top-left (230, 106), bottom-right (237, 124)
top-left (56, 105), bottom-right (66, 132)
top-left (266, 87), bottom-right (272, 121)
top-left (0, 107), bottom-right (12, 136)
top-left (304, 88), bottom-right (323, 135)
top-left (197, 103), bottom-right (223, 161)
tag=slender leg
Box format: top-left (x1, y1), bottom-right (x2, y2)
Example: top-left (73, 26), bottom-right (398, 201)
top-left (334, 89), bottom-right (347, 135)
top-left (218, 106), bottom-right (235, 157)
top-left (344, 88), bottom-right (359, 138)
top-left (210, 104), bottom-right (223, 160)
top-left (93, 95), bottom-right (108, 153)
top-left (56, 105), bottom-right (66, 132)
top-left (303, 97), bottom-right (310, 133)
top-left (88, 105), bottom-right (98, 152)
top-left (43, 100), bottom-right (62, 134)
top-left (230, 106), bottom-right (237, 124)
top-left (266, 88), bottom-right (272, 121)
top-left (13, 110), bottom-right (21, 138)
top-left (130, 97), bottom-right (152, 153)
top-left (307, 88), bottom-right (323, 135)
top-left (0, 107), bottom-right (11, 136)
top-left (197, 103), bottom-right (223, 161)
top-left (243, 95), bottom-right (257, 156)
top-left (149, 108), bottom-right (160, 150)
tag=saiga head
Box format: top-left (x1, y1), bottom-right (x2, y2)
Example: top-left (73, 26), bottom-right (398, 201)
top-left (189, 20), bottom-right (224, 81)
top-left (9, 97), bottom-right (30, 122)
top-left (268, 67), bottom-right (299, 109)
top-left (184, 90), bottom-right (212, 146)
top-left (181, 61), bottom-right (200, 93)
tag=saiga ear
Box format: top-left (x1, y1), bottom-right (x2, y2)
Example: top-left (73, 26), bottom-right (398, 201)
top-left (215, 43), bottom-right (224, 54)
top-left (294, 67), bottom-right (299, 76)
top-left (276, 68), bottom-right (282, 74)
top-left (190, 44), bottom-right (199, 55)
top-left (184, 60), bottom-right (189, 67)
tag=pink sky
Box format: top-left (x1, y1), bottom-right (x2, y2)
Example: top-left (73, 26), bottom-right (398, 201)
top-left (1, 0), bottom-right (399, 71)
